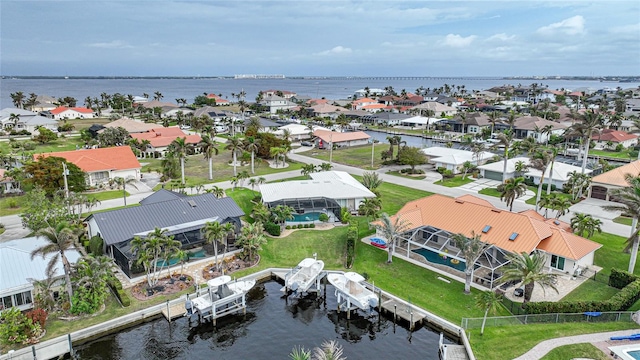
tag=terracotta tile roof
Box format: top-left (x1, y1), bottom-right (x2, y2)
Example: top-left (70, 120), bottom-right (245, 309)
top-left (313, 129), bottom-right (370, 143)
top-left (592, 129), bottom-right (637, 143)
top-left (591, 160), bottom-right (640, 187)
top-left (102, 118), bottom-right (157, 133)
top-left (50, 106), bottom-right (94, 114)
top-left (36, 146), bottom-right (141, 172)
top-left (206, 94), bottom-right (229, 103)
top-left (130, 127), bottom-right (201, 148)
top-left (388, 194), bottom-right (599, 260)
top-left (352, 97), bottom-right (377, 104)
top-left (361, 104), bottom-right (387, 110)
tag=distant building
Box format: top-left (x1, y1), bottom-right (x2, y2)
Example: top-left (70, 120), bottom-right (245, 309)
top-left (130, 127), bottom-right (201, 157)
top-left (49, 106), bottom-right (95, 120)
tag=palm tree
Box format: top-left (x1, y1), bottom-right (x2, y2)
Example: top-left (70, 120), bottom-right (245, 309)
top-left (271, 204), bottom-right (295, 229)
top-left (8, 113), bottom-right (20, 129)
top-left (502, 252), bottom-right (558, 304)
top-left (208, 185), bottom-right (225, 198)
top-left (545, 147), bottom-right (560, 195)
top-left (153, 91), bottom-right (163, 101)
top-left (225, 137), bottom-right (244, 176)
top-left (301, 163), bottom-right (317, 178)
top-left (358, 197), bottom-right (382, 222)
top-left (319, 162), bottom-right (333, 172)
top-left (514, 160), bottom-right (528, 178)
top-left (31, 222), bottom-right (79, 306)
top-left (529, 149), bottom-right (552, 212)
top-left (130, 228), bottom-right (168, 288)
top-left (497, 177), bottom-right (527, 211)
top-left (493, 131), bottom-right (513, 183)
top-left (244, 136), bottom-right (260, 174)
top-left (567, 110), bottom-right (603, 173)
top-left (361, 171), bottom-right (383, 191)
top-left (236, 222), bottom-right (267, 262)
top-left (251, 202), bottom-right (272, 224)
top-left (475, 290), bottom-right (503, 336)
top-left (551, 195), bottom-right (573, 219)
top-left (115, 176), bottom-right (138, 206)
top-left (451, 232), bottom-right (489, 294)
top-left (168, 137), bottom-right (193, 184)
top-left (198, 134), bottom-right (219, 180)
top-left (201, 221), bottom-right (229, 272)
top-left (374, 213), bottom-right (411, 263)
top-left (10, 91), bottom-right (25, 108)
top-left (312, 340), bottom-right (346, 360)
top-left (570, 213), bottom-right (602, 238)
top-left (602, 173), bottom-right (640, 272)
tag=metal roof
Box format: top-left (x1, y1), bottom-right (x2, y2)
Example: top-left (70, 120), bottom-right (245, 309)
top-left (87, 192), bottom-right (244, 246)
top-left (139, 189), bottom-right (188, 205)
top-left (260, 171), bottom-right (376, 203)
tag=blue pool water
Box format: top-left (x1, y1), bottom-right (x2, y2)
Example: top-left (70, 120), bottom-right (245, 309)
top-left (189, 249), bottom-right (206, 258)
top-left (628, 350), bottom-right (640, 359)
top-left (412, 248), bottom-right (467, 272)
top-left (156, 249), bottom-right (207, 267)
top-left (291, 212), bottom-right (322, 222)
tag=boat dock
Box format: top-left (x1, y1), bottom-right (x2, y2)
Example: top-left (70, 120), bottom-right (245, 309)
top-left (161, 300), bottom-right (187, 320)
top-left (440, 333), bottom-right (471, 360)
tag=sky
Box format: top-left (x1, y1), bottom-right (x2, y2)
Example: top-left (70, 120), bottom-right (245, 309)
top-left (1, 1), bottom-right (639, 77)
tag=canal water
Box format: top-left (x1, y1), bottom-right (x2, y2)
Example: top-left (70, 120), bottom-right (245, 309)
top-left (364, 130), bottom-right (436, 148)
top-left (75, 281), bottom-right (454, 359)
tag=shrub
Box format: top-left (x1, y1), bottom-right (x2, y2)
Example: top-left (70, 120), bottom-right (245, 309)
top-left (297, 224), bottom-right (304, 229)
top-left (25, 308), bottom-right (47, 329)
top-left (609, 268), bottom-right (639, 289)
top-left (0, 307), bottom-right (40, 345)
top-left (264, 222), bottom-right (281, 236)
top-left (310, 223), bottom-right (315, 228)
top-left (616, 143), bottom-right (625, 152)
top-left (303, 224), bottom-right (310, 228)
top-left (89, 236), bottom-right (104, 255)
top-left (436, 167), bottom-right (447, 174)
top-left (318, 213), bottom-right (329, 222)
top-left (285, 225), bottom-right (291, 230)
top-left (7, 199), bottom-right (18, 208)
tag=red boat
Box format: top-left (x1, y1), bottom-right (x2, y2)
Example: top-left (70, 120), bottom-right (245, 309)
top-left (370, 237), bottom-right (388, 249)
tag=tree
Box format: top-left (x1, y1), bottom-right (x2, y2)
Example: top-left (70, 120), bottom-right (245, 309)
top-left (566, 110), bottom-right (603, 174)
top-left (33, 127), bottom-right (57, 144)
top-left (361, 171), bottom-right (383, 191)
top-left (251, 202), bottom-right (272, 224)
top-left (475, 290), bottom-right (503, 336)
top-left (198, 134), bottom-right (219, 180)
top-left (497, 177), bottom-right (527, 211)
top-left (493, 131), bottom-right (513, 182)
top-left (550, 195), bottom-right (573, 219)
top-left (358, 197), bottom-right (382, 222)
top-left (97, 127), bottom-right (129, 147)
top-left (161, 153), bottom-right (180, 180)
top-left (225, 137), bottom-right (244, 176)
top-left (451, 232), bottom-right (489, 294)
top-left (374, 213), bottom-right (411, 263)
top-left (502, 252), bottom-right (558, 304)
top-left (10, 91), bottom-right (25, 108)
top-left (24, 156), bottom-right (86, 196)
top-left (168, 137), bottom-right (194, 185)
top-left (244, 136), bottom-right (260, 174)
top-left (397, 146), bottom-right (427, 173)
top-left (514, 160), bottom-right (528, 178)
top-left (529, 149), bottom-right (552, 212)
top-left (20, 187), bottom-right (74, 232)
top-left (207, 185), bottom-right (225, 198)
top-left (301, 163), bottom-right (317, 178)
top-left (459, 161), bottom-right (476, 180)
top-left (31, 222), bottom-right (79, 307)
top-left (271, 204), bottom-right (295, 229)
top-left (319, 162), bottom-right (332, 172)
top-left (570, 213), bottom-right (602, 238)
top-left (602, 173), bottom-right (640, 272)
top-left (130, 228), bottom-right (170, 289)
top-left (202, 221), bottom-right (229, 272)
top-left (236, 222), bottom-right (267, 262)
top-left (114, 176), bottom-right (137, 206)
top-left (71, 256), bottom-right (114, 314)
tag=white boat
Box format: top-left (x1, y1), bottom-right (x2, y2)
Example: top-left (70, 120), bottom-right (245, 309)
top-left (327, 272), bottom-right (378, 312)
top-left (283, 258), bottom-right (325, 293)
top-left (189, 275), bottom-right (256, 321)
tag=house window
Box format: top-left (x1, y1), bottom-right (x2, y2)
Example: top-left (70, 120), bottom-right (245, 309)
top-left (550, 255), bottom-right (565, 271)
top-left (1, 295), bottom-right (12, 310)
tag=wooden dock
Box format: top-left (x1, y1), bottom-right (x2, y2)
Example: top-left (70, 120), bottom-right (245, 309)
top-left (380, 298), bottom-right (427, 330)
top-left (161, 301), bottom-right (187, 320)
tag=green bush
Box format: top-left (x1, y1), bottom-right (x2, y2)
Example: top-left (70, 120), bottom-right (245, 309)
top-left (118, 290), bottom-right (131, 307)
top-left (310, 223), bottom-right (315, 228)
top-left (89, 236), bottom-right (104, 255)
top-left (318, 213), bottom-right (329, 222)
top-left (285, 225), bottom-right (291, 230)
top-left (264, 222), bottom-right (281, 236)
top-left (0, 307), bottom-right (41, 345)
top-left (83, 240), bottom-right (90, 248)
top-left (609, 268), bottom-right (638, 289)
top-left (303, 224), bottom-right (310, 228)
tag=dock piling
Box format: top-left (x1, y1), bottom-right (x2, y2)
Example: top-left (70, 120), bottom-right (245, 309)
top-left (166, 300), bottom-right (171, 323)
top-left (32, 345), bottom-right (37, 360)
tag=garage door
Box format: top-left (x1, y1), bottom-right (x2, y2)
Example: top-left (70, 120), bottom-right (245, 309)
top-left (591, 185), bottom-right (607, 200)
top-left (484, 171), bottom-right (503, 181)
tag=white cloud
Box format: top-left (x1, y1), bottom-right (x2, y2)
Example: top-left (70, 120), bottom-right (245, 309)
top-left (537, 15), bottom-right (585, 36)
top-left (441, 34), bottom-right (477, 48)
top-left (88, 40), bottom-right (133, 49)
top-left (315, 46), bottom-right (353, 56)
top-left (609, 23), bottom-right (640, 34)
top-left (486, 33), bottom-right (515, 42)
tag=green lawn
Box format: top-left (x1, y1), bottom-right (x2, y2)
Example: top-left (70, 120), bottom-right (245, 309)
top-left (613, 216), bottom-right (633, 226)
top-left (387, 170), bottom-right (427, 180)
top-left (351, 174), bottom-right (433, 214)
top-left (305, 144), bottom-right (385, 170)
top-left (435, 175), bottom-right (474, 187)
top-left (540, 343), bottom-right (608, 360)
top-left (0, 196), bottom-right (24, 216)
top-left (226, 188), bottom-right (260, 218)
top-left (478, 187), bottom-right (501, 197)
top-left (590, 149), bottom-right (634, 160)
top-left (85, 190), bottom-right (130, 202)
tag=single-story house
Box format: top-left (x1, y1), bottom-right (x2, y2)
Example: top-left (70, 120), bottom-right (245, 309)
top-left (206, 94), bottom-right (230, 105)
top-left (360, 112), bottom-right (411, 126)
top-left (351, 97), bottom-right (378, 110)
top-left (101, 118), bottom-right (158, 134)
top-left (421, 147), bottom-right (494, 173)
top-left (1, 237), bottom-right (82, 312)
top-left (36, 146), bottom-right (142, 186)
top-left (85, 190), bottom-right (244, 277)
top-left (411, 102), bottom-right (458, 117)
top-left (271, 124), bottom-right (329, 141)
top-left (589, 160), bottom-right (640, 201)
top-left (260, 171), bottom-right (376, 219)
top-left (376, 194), bottom-right (602, 288)
top-left (591, 129), bottom-right (638, 149)
top-left (398, 116), bottom-right (443, 129)
top-left (313, 129), bottom-right (370, 149)
top-left (0, 169), bottom-right (21, 194)
top-left (477, 157), bottom-right (591, 187)
top-left (512, 116), bottom-right (567, 143)
top-left (0, 108), bottom-right (58, 133)
top-left (130, 127), bottom-right (201, 157)
top-left (49, 106), bottom-right (95, 120)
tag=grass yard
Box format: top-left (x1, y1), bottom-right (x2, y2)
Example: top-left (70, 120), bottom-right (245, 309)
top-left (478, 187), bottom-right (501, 197)
top-left (65, 117), bottom-right (112, 131)
top-left (226, 188), bottom-right (259, 219)
top-left (0, 196), bottom-right (24, 216)
top-left (1, 136), bottom-right (85, 155)
top-left (351, 174), bottom-right (433, 214)
top-left (540, 343), bottom-right (608, 360)
top-left (85, 190), bottom-right (129, 202)
top-left (387, 170), bottom-right (427, 180)
top-left (613, 216), bottom-right (633, 226)
top-left (305, 144), bottom-right (385, 169)
top-left (590, 149), bottom-right (634, 160)
top-left (435, 175), bottom-right (474, 187)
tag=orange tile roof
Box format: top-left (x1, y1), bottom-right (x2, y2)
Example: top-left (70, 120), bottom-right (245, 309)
top-left (50, 106), bottom-right (93, 114)
top-left (352, 97), bottom-right (377, 104)
top-left (591, 160), bottom-right (640, 187)
top-left (361, 104), bottom-right (387, 109)
top-left (130, 127), bottom-right (202, 148)
top-left (313, 130), bottom-right (370, 143)
top-left (389, 194), bottom-right (600, 260)
top-left (592, 129), bottom-right (637, 143)
top-left (36, 146), bottom-right (141, 172)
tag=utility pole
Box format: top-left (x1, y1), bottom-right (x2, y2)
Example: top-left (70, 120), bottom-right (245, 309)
top-left (371, 140), bottom-right (375, 168)
top-left (62, 162), bottom-right (69, 199)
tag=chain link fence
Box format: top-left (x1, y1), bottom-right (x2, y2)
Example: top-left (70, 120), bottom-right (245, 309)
top-left (461, 311), bottom-right (637, 330)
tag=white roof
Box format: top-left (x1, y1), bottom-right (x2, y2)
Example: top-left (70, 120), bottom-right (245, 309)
top-left (0, 237), bottom-right (82, 296)
top-left (477, 157), bottom-right (591, 181)
top-left (399, 116), bottom-right (443, 125)
top-left (0, 108), bottom-right (37, 119)
top-left (260, 171), bottom-right (376, 203)
top-left (421, 147), bottom-right (493, 159)
top-left (272, 123), bottom-right (329, 136)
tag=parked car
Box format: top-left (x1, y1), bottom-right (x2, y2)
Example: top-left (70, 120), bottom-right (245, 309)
top-left (301, 141), bottom-right (314, 147)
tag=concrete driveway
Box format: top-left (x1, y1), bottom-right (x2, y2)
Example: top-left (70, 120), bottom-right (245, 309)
top-left (458, 178), bottom-right (502, 192)
top-left (569, 197), bottom-right (621, 220)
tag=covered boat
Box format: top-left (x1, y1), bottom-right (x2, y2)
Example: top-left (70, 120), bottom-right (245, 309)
top-left (327, 272), bottom-right (378, 312)
top-left (283, 257), bottom-right (325, 294)
top-left (190, 275), bottom-right (256, 322)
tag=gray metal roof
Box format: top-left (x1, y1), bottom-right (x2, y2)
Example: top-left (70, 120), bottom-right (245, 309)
top-left (139, 189), bottom-right (188, 205)
top-left (87, 192), bottom-right (244, 246)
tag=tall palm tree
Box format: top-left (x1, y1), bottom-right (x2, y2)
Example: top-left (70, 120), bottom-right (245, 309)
top-left (374, 213), bottom-right (411, 263)
top-left (498, 177), bottom-right (527, 211)
top-left (493, 131), bottom-right (513, 183)
top-left (198, 134), bottom-right (219, 180)
top-left (570, 213), bottom-right (602, 238)
top-left (236, 222), bottom-right (267, 262)
top-left (502, 252), bottom-right (558, 304)
top-left (529, 149), bottom-right (552, 212)
top-left (451, 231), bottom-right (489, 294)
top-left (602, 173), bottom-right (640, 272)
top-left (244, 136), bottom-right (260, 174)
top-left (545, 147), bottom-right (560, 195)
top-left (115, 176), bottom-right (138, 206)
top-left (201, 221), bottom-right (228, 272)
top-left (475, 290), bottom-right (503, 336)
top-left (130, 228), bottom-right (168, 288)
top-left (31, 222), bottom-right (79, 306)
top-left (168, 137), bottom-right (193, 184)
top-left (567, 110), bottom-right (603, 174)
top-left (225, 137), bottom-right (244, 176)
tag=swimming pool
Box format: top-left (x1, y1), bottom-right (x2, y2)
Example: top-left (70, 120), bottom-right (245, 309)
top-left (412, 248), bottom-right (467, 272)
top-left (156, 249), bottom-right (207, 267)
top-left (290, 212), bottom-right (323, 222)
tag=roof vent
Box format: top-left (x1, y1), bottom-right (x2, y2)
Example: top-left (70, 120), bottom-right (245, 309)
top-left (482, 225), bottom-right (491, 233)
top-left (491, 209), bottom-right (501, 213)
top-left (455, 200), bottom-right (464, 204)
top-left (553, 220), bottom-right (560, 225)
top-left (509, 232), bottom-right (519, 241)
top-left (188, 200), bottom-right (197, 207)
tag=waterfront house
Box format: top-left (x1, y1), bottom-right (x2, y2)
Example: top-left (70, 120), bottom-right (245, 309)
top-left (477, 157), bottom-right (590, 187)
top-left (271, 123), bottom-right (328, 141)
top-left (421, 147), bottom-right (494, 174)
top-left (260, 95), bottom-right (297, 114)
top-left (130, 127), bottom-right (201, 158)
top-left (376, 194), bottom-right (602, 288)
top-left (591, 129), bottom-right (637, 150)
top-left (411, 102), bottom-right (457, 117)
top-left (0, 237), bottom-right (82, 313)
top-left (85, 190), bottom-right (244, 277)
top-left (360, 112), bottom-right (411, 126)
top-left (101, 118), bottom-right (157, 134)
top-left (351, 97), bottom-right (378, 110)
top-left (260, 171), bottom-right (376, 219)
top-left (512, 116), bottom-right (566, 143)
top-left (36, 146), bottom-right (142, 186)
top-left (206, 93), bottom-right (230, 105)
top-left (262, 89), bottom-right (297, 99)
top-left (0, 108), bottom-right (58, 133)
top-left (313, 129), bottom-right (370, 149)
top-left (589, 160), bottom-right (640, 201)
top-left (49, 106), bottom-right (95, 120)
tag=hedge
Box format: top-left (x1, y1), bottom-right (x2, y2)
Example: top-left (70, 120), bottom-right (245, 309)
top-left (609, 268), bottom-right (639, 289)
top-left (106, 275), bottom-right (130, 307)
top-left (264, 222), bottom-right (281, 236)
